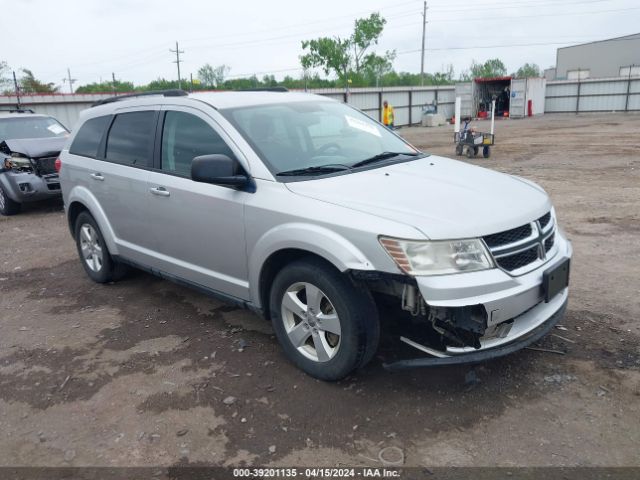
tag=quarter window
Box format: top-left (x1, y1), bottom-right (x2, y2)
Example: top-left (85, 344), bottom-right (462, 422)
top-left (161, 111), bottom-right (234, 177)
top-left (105, 111), bottom-right (156, 167)
top-left (69, 115), bottom-right (110, 158)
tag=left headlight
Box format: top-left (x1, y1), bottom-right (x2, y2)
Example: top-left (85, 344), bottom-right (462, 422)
top-left (379, 236), bottom-right (494, 276)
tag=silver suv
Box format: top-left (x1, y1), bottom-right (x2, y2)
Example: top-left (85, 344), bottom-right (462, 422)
top-left (59, 90), bottom-right (572, 380)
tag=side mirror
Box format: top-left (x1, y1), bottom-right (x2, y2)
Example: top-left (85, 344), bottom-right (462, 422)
top-left (191, 154), bottom-right (249, 188)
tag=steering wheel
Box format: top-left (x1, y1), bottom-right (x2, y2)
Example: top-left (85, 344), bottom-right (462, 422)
top-left (316, 142), bottom-right (342, 155)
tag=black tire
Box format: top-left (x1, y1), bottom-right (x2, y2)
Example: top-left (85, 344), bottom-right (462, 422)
top-left (74, 211), bottom-right (128, 283)
top-left (269, 258), bottom-right (380, 381)
top-left (483, 146), bottom-right (491, 158)
top-left (0, 184), bottom-right (22, 216)
top-left (455, 144), bottom-right (463, 156)
top-left (466, 147), bottom-right (474, 158)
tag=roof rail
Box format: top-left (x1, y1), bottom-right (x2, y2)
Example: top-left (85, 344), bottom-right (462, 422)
top-left (0, 107), bottom-right (35, 114)
top-left (91, 89), bottom-right (188, 107)
top-left (239, 87), bottom-right (289, 92)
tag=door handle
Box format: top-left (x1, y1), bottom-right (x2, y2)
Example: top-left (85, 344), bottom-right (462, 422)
top-left (150, 186), bottom-right (170, 197)
top-left (90, 173), bottom-right (104, 181)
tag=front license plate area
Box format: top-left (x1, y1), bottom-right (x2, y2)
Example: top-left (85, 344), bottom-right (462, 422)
top-left (543, 259), bottom-right (570, 303)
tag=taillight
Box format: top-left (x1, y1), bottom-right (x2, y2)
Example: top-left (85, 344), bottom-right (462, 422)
top-left (54, 157), bottom-right (61, 173)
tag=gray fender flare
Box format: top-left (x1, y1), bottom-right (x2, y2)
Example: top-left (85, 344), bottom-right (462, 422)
top-left (248, 223), bottom-right (375, 307)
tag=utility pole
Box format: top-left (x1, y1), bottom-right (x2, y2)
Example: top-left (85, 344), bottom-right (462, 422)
top-left (420, 1), bottom-right (428, 86)
top-left (12, 71), bottom-right (21, 108)
top-left (170, 41), bottom-right (184, 89)
top-left (112, 72), bottom-right (117, 96)
top-left (63, 68), bottom-right (76, 94)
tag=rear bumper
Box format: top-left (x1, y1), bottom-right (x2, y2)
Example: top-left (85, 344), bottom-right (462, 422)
top-left (0, 171), bottom-right (61, 203)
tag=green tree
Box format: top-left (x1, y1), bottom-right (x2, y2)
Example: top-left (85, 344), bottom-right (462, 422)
top-left (351, 13), bottom-right (387, 72)
top-left (19, 69), bottom-right (58, 94)
top-left (363, 51), bottom-right (396, 86)
top-left (300, 12), bottom-right (393, 87)
top-left (514, 63), bottom-right (541, 78)
top-left (197, 64), bottom-right (230, 88)
top-left (76, 79), bottom-right (134, 94)
top-left (465, 58), bottom-right (507, 79)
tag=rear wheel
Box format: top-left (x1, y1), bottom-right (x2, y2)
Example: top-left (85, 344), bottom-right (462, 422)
top-left (455, 144), bottom-right (463, 156)
top-left (0, 184), bottom-right (21, 216)
top-left (269, 258), bottom-right (379, 381)
top-left (74, 211), bottom-right (127, 283)
top-left (466, 147), bottom-right (474, 158)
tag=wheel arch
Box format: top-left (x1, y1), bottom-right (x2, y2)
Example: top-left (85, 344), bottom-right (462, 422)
top-left (250, 223), bottom-right (375, 316)
top-left (66, 186), bottom-right (119, 255)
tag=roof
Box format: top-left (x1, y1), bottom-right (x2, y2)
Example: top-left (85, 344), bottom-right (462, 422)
top-left (0, 112), bottom-right (49, 119)
top-left (190, 91), bottom-right (331, 109)
top-left (82, 90), bottom-right (335, 121)
top-left (557, 32), bottom-right (640, 50)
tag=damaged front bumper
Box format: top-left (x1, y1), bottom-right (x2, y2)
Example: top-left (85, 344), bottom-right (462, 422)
top-left (0, 170), bottom-right (61, 203)
top-left (383, 231), bottom-right (572, 370)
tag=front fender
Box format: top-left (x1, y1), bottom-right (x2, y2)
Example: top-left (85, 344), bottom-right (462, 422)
top-left (248, 223), bottom-right (375, 306)
top-left (66, 185), bottom-right (119, 255)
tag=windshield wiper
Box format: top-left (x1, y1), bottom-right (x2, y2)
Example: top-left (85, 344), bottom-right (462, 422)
top-left (276, 164), bottom-right (352, 177)
top-left (351, 151), bottom-right (421, 169)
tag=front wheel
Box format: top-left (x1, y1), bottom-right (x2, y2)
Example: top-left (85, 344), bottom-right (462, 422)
top-left (483, 146), bottom-right (491, 158)
top-left (0, 184), bottom-right (21, 216)
top-left (269, 258), bottom-right (380, 381)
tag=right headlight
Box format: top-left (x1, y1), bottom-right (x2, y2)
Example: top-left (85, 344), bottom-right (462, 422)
top-left (379, 236), bottom-right (494, 276)
top-left (4, 154), bottom-right (32, 171)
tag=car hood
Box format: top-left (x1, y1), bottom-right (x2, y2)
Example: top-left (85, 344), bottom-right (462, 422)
top-left (0, 137), bottom-right (67, 159)
top-left (285, 156), bottom-right (552, 239)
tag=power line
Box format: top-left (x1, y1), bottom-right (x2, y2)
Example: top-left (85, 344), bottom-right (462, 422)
top-left (428, 5), bottom-right (640, 22)
top-left (395, 37), bottom-right (640, 55)
top-left (169, 41), bottom-right (184, 89)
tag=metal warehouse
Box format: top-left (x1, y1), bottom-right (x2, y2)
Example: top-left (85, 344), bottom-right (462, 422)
top-left (554, 33), bottom-right (640, 80)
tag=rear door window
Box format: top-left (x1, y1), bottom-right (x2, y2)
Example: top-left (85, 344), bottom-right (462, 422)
top-left (105, 111), bottom-right (156, 167)
top-left (161, 111), bottom-right (234, 177)
top-left (69, 115), bottom-right (111, 158)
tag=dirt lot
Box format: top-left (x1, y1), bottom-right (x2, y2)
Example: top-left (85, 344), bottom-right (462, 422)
top-left (1, 113), bottom-right (639, 469)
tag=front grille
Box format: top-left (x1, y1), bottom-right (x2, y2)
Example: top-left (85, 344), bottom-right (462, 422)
top-left (538, 212), bottom-right (551, 229)
top-left (483, 224), bottom-right (532, 248)
top-left (34, 156), bottom-right (57, 175)
top-left (544, 232), bottom-right (555, 252)
top-left (496, 246), bottom-right (539, 271)
top-left (483, 210), bottom-right (556, 274)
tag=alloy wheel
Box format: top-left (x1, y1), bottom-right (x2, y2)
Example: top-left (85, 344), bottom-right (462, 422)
top-left (79, 223), bottom-right (104, 272)
top-left (280, 282), bottom-right (342, 362)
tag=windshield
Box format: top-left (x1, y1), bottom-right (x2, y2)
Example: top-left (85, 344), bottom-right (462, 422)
top-left (221, 101), bottom-right (420, 177)
top-left (0, 116), bottom-right (69, 140)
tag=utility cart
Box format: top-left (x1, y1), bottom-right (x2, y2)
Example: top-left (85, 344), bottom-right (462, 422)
top-left (453, 98), bottom-right (496, 159)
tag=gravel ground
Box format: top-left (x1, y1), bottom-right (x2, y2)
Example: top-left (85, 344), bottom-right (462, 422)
top-left (0, 113), bottom-right (639, 469)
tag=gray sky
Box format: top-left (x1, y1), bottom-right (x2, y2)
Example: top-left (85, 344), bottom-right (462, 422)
top-left (3, 0), bottom-right (639, 89)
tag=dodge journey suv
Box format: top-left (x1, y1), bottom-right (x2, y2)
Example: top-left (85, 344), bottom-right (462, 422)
top-left (59, 89), bottom-right (571, 380)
